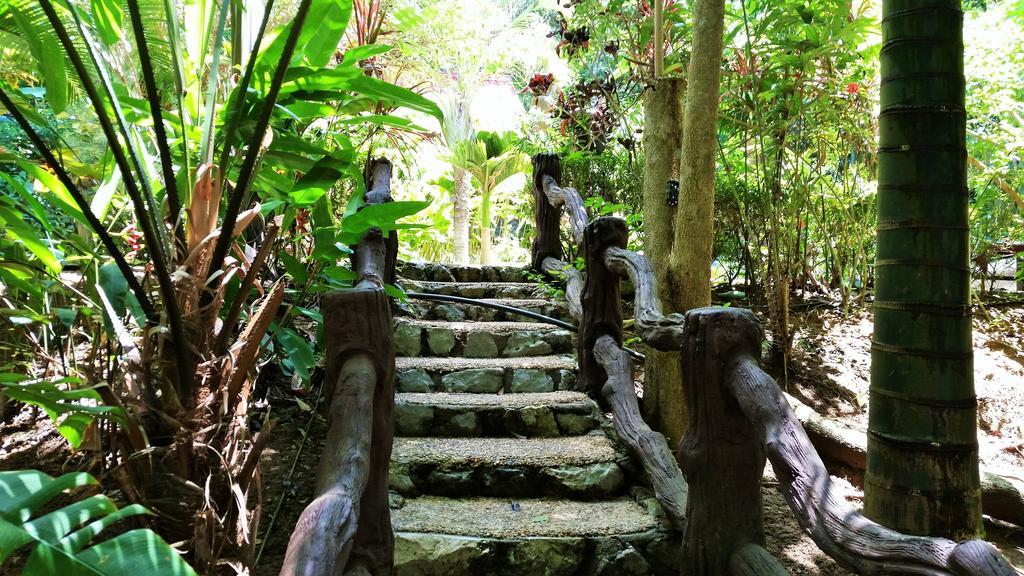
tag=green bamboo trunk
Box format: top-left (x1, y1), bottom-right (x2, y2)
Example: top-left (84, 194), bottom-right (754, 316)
top-left (866, 0), bottom-right (982, 539)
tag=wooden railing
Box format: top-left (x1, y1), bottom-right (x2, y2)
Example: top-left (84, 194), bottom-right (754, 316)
top-left (281, 158), bottom-right (396, 576)
top-left (530, 153), bottom-right (1017, 576)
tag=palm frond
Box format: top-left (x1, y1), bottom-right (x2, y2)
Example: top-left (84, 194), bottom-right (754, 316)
top-left (0, 470), bottom-right (196, 575)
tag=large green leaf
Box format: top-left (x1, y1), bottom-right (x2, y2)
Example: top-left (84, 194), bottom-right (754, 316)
top-left (254, 0), bottom-right (353, 80)
top-left (0, 378), bottom-right (131, 449)
top-left (0, 205), bottom-right (59, 274)
top-left (276, 326), bottom-right (315, 383)
top-left (6, 2), bottom-right (68, 112)
top-left (346, 75), bottom-right (443, 120)
top-left (89, 0), bottom-right (123, 44)
top-left (0, 470), bottom-right (196, 575)
top-left (287, 156), bottom-right (346, 207)
top-left (0, 154), bottom-right (86, 226)
top-left (337, 200), bottom-right (430, 245)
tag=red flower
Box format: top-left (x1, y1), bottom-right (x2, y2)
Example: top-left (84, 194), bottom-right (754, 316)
top-left (845, 82), bottom-right (860, 95)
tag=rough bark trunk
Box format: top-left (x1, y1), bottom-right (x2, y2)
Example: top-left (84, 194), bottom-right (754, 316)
top-left (531, 154), bottom-right (564, 271)
top-left (641, 77), bottom-right (687, 445)
top-left (677, 307), bottom-right (781, 575)
top-left (479, 189), bottom-right (492, 265)
top-left (578, 217), bottom-right (628, 397)
top-left (670, 0), bottom-right (724, 313)
top-left (452, 166), bottom-right (472, 264)
top-left (281, 288), bottom-right (396, 576)
top-left (867, 0), bottom-right (982, 539)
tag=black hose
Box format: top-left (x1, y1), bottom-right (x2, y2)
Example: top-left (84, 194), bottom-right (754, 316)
top-left (405, 292), bottom-right (577, 331)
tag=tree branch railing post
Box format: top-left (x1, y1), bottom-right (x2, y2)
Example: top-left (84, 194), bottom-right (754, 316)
top-left (578, 217), bottom-right (628, 397)
top-left (530, 153), bottom-right (564, 271)
top-left (531, 154), bottom-right (689, 532)
top-left (528, 151), bottom-right (1018, 576)
top-left (281, 158), bottom-right (396, 576)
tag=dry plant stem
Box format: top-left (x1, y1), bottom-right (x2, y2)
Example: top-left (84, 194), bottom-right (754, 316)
top-left (225, 280), bottom-right (286, 410)
top-left (215, 221), bottom-right (281, 355)
top-left (690, 306), bottom-right (1017, 575)
top-left (541, 174), bottom-right (588, 244)
top-left (541, 257), bottom-right (584, 322)
top-left (239, 420), bottom-right (276, 497)
top-left (593, 335), bottom-right (687, 531)
top-left (603, 247), bottom-right (686, 350)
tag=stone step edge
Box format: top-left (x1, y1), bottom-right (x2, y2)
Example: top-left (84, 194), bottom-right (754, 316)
top-left (396, 359), bottom-right (578, 395)
top-left (394, 392), bottom-right (600, 438)
top-left (394, 321), bottom-right (573, 359)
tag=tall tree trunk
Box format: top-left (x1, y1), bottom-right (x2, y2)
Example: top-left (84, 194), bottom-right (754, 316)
top-left (441, 94), bottom-right (474, 264)
top-left (865, 0), bottom-right (982, 539)
top-left (452, 167), bottom-right (471, 263)
top-left (641, 77), bottom-right (686, 445)
top-left (670, 0), bottom-right (725, 312)
top-left (479, 188), bottom-right (493, 265)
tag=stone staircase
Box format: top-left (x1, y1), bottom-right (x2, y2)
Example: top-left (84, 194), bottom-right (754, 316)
top-left (389, 262), bottom-right (679, 576)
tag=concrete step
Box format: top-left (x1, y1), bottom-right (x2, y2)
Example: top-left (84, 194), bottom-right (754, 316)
top-left (396, 355), bottom-right (577, 394)
top-left (392, 496), bottom-right (678, 576)
top-left (404, 280), bottom-right (545, 300)
top-left (389, 436), bottom-right (627, 499)
top-left (397, 261), bottom-right (531, 283)
top-left (394, 319), bottom-right (574, 358)
top-left (407, 297), bottom-right (574, 324)
top-left (395, 391), bottom-right (600, 438)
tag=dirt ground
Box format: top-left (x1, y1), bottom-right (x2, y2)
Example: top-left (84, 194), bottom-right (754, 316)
top-left (768, 301), bottom-right (1024, 574)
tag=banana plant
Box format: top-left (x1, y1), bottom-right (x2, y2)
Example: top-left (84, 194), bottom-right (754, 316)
top-left (450, 131), bottom-right (527, 264)
top-left (0, 469), bottom-right (196, 575)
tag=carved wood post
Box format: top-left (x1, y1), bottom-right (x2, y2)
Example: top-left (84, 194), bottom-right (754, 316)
top-left (578, 217), bottom-right (628, 397)
top-left (363, 158), bottom-right (397, 286)
top-left (678, 307), bottom-right (770, 575)
top-left (282, 157), bottom-right (397, 576)
top-left (327, 288), bottom-right (395, 573)
top-left (531, 153), bottom-right (563, 271)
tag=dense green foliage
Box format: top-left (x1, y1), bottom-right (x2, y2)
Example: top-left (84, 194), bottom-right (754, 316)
top-left (0, 0), bottom-right (438, 569)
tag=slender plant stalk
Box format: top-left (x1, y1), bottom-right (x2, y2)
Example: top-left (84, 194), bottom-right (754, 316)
top-left (216, 0), bottom-right (277, 174)
top-left (0, 87), bottom-right (157, 322)
top-left (206, 0), bottom-right (314, 283)
top-left (38, 0), bottom-right (194, 402)
top-left (198, 0), bottom-right (233, 165)
top-left (160, 0), bottom-right (192, 196)
top-left (653, 0), bottom-right (664, 77)
top-left (125, 0), bottom-right (184, 252)
top-left (66, 5), bottom-right (172, 262)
